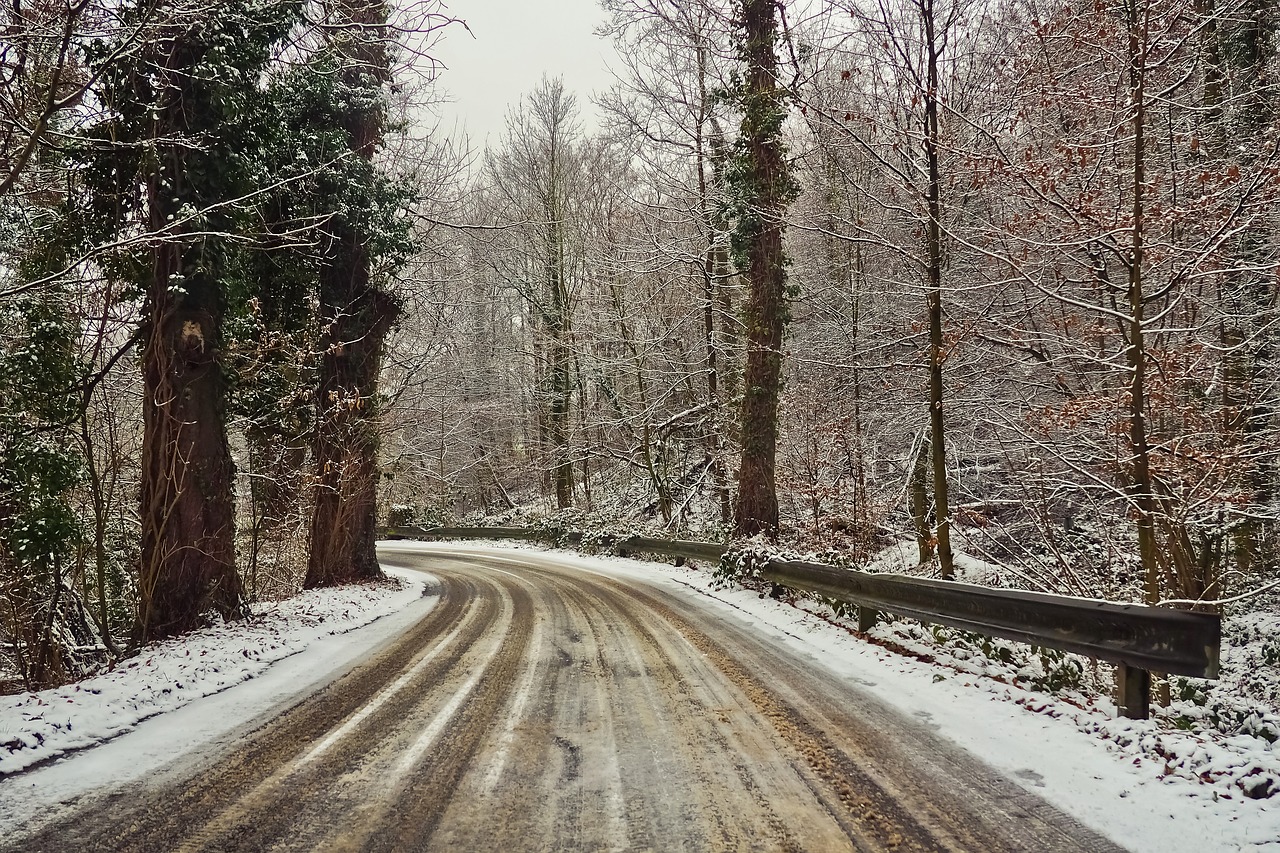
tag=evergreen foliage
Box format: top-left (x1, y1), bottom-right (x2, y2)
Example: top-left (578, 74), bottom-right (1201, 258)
top-left (0, 207), bottom-right (88, 687)
top-left (719, 15), bottom-right (800, 277)
top-left (73, 0), bottom-right (309, 639)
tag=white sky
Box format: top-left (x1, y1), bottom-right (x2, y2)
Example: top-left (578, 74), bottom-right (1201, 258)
top-left (427, 0), bottom-right (619, 148)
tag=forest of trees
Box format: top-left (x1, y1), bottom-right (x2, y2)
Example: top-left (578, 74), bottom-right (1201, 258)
top-left (3, 0), bottom-right (1279, 692)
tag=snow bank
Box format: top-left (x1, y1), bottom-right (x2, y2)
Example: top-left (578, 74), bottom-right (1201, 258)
top-left (0, 574), bottom-right (424, 776)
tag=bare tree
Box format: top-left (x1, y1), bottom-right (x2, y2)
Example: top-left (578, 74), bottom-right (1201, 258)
top-left (600, 0), bottom-right (741, 525)
top-left (482, 76), bottom-right (585, 510)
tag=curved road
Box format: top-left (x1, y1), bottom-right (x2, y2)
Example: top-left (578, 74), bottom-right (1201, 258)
top-left (9, 546), bottom-right (1122, 852)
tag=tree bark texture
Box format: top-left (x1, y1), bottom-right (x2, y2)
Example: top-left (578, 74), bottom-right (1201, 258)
top-left (733, 0), bottom-right (789, 540)
top-left (306, 244), bottom-right (398, 587)
top-left (136, 26), bottom-right (244, 642)
top-left (306, 0), bottom-right (397, 588)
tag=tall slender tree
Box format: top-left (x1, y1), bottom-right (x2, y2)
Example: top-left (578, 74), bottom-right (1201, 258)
top-left (730, 0), bottom-right (797, 539)
top-left (919, 0), bottom-right (956, 578)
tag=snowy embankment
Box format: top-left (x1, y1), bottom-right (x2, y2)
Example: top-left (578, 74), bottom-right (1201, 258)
top-left (846, 542), bottom-right (1280, 805)
top-left (0, 572), bottom-right (426, 776)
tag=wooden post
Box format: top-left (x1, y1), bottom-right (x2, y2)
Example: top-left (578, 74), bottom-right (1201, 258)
top-left (1115, 662), bottom-right (1151, 719)
top-left (858, 606), bottom-right (879, 633)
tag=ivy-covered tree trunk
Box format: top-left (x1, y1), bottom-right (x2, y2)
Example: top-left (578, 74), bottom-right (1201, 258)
top-left (306, 0), bottom-right (399, 587)
top-left (732, 0), bottom-right (794, 540)
top-left (107, 1), bottom-right (303, 639)
top-left (137, 239), bottom-right (244, 639)
top-left (307, 241), bottom-right (398, 586)
top-left (135, 24), bottom-right (244, 641)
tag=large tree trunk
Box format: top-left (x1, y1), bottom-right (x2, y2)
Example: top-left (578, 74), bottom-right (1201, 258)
top-left (135, 29), bottom-right (243, 642)
top-left (137, 250), bottom-right (243, 637)
top-left (306, 0), bottom-right (397, 587)
top-left (733, 0), bottom-right (790, 540)
top-left (306, 250), bottom-right (398, 587)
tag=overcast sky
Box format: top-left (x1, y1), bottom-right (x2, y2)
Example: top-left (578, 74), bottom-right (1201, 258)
top-left (428, 0), bottom-right (619, 148)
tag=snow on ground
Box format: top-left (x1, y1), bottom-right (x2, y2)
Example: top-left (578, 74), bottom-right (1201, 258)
top-left (0, 571), bottom-right (427, 777)
top-left (388, 541), bottom-right (1280, 853)
top-left (854, 612), bottom-right (1280, 804)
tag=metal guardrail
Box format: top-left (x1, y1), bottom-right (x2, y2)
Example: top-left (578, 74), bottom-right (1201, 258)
top-left (388, 526), bottom-right (545, 542)
top-left (760, 560), bottom-right (1219, 719)
top-left (382, 525), bottom-right (1220, 719)
top-left (620, 536), bottom-right (729, 564)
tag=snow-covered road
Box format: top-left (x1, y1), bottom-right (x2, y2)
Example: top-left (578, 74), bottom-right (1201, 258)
top-left (2, 543), bottom-right (1276, 851)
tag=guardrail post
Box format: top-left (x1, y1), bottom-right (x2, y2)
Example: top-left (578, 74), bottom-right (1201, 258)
top-left (1115, 663), bottom-right (1151, 720)
top-left (857, 606), bottom-right (879, 633)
